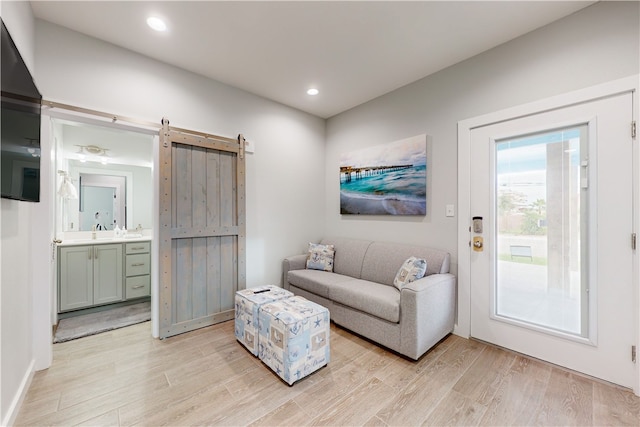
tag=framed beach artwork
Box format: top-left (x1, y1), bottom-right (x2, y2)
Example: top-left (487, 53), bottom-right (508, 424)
top-left (339, 134), bottom-right (427, 215)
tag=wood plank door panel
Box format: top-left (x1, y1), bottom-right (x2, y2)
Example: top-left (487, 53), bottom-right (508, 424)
top-left (159, 120), bottom-right (246, 338)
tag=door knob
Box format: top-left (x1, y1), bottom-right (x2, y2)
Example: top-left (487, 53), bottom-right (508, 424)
top-left (473, 236), bottom-right (483, 252)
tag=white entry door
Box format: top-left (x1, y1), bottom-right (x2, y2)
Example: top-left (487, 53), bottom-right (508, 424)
top-left (469, 91), bottom-right (636, 388)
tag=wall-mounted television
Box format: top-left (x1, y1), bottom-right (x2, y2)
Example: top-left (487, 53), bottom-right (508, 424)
top-left (1, 19), bottom-right (42, 202)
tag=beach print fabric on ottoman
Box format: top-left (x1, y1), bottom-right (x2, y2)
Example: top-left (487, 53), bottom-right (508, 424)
top-left (258, 296), bottom-right (330, 385)
top-left (235, 286), bottom-right (294, 356)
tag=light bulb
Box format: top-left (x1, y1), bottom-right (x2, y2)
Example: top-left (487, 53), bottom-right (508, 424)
top-left (147, 17), bottom-right (167, 32)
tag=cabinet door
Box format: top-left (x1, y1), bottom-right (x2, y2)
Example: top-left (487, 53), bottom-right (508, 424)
top-left (93, 244), bottom-right (124, 305)
top-left (59, 246), bottom-right (93, 312)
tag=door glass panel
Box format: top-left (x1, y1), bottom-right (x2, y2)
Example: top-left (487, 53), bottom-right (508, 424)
top-left (495, 125), bottom-right (588, 337)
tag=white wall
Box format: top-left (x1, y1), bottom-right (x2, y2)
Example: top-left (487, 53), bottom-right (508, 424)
top-left (34, 20), bottom-right (326, 289)
top-left (0, 199), bottom-right (34, 426)
top-left (0, 2), bottom-right (35, 74)
top-left (325, 1), bottom-right (639, 279)
top-left (0, 2), bottom-right (43, 426)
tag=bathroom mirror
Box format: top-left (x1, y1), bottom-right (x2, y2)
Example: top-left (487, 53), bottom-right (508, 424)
top-left (54, 118), bottom-right (154, 233)
top-left (78, 173), bottom-right (126, 231)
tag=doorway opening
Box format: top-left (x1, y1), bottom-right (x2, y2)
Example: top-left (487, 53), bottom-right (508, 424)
top-left (48, 111), bottom-right (158, 342)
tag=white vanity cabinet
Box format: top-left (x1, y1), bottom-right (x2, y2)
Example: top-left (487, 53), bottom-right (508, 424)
top-left (58, 239), bottom-right (151, 313)
top-left (58, 243), bottom-right (123, 312)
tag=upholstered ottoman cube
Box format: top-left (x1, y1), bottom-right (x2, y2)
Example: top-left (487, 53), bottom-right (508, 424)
top-left (258, 296), bottom-right (330, 385)
top-left (235, 286), bottom-right (294, 356)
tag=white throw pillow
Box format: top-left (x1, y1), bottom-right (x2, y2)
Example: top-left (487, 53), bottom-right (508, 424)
top-left (306, 243), bottom-right (335, 272)
top-left (393, 256), bottom-right (427, 289)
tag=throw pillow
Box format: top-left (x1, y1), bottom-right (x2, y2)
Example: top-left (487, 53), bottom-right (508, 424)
top-left (306, 243), bottom-right (335, 272)
top-left (393, 256), bottom-right (427, 289)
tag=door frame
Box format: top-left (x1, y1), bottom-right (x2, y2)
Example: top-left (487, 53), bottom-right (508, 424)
top-left (41, 105), bottom-right (160, 336)
top-left (457, 75), bottom-right (639, 395)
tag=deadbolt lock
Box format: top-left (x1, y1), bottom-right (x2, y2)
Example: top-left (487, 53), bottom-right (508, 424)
top-left (473, 216), bottom-right (483, 234)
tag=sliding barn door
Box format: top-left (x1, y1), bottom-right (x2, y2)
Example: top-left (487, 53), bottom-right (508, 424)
top-left (159, 118), bottom-right (246, 338)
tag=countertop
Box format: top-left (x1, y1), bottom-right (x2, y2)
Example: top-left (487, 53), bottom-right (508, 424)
top-left (57, 235), bottom-right (152, 247)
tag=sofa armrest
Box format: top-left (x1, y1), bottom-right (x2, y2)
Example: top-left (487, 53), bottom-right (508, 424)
top-left (282, 254), bottom-right (308, 289)
top-left (402, 273), bottom-right (454, 293)
top-left (399, 273), bottom-right (456, 359)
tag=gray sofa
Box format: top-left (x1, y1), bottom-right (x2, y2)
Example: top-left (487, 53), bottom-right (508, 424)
top-left (282, 237), bottom-right (456, 360)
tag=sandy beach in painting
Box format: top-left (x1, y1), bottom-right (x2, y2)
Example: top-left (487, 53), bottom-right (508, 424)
top-left (340, 191), bottom-right (426, 215)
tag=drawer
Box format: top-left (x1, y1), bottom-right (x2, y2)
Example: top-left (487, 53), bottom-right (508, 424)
top-left (126, 275), bottom-right (150, 299)
top-left (126, 241), bottom-right (150, 255)
top-left (126, 253), bottom-right (150, 276)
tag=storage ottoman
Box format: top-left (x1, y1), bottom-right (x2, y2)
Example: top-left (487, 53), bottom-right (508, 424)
top-left (235, 285), bottom-right (294, 356)
top-left (258, 295), bottom-right (330, 385)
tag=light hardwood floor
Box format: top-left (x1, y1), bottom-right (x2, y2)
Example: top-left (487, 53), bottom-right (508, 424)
top-left (15, 320), bottom-right (640, 426)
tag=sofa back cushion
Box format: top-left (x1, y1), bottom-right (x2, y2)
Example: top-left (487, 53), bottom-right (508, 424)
top-left (361, 241), bottom-right (450, 286)
top-left (320, 237), bottom-right (372, 279)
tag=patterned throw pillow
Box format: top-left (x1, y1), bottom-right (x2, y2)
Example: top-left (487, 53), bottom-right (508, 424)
top-left (393, 256), bottom-right (427, 289)
top-left (306, 243), bottom-right (335, 272)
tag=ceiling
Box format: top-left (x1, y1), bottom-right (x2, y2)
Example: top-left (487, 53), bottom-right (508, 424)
top-left (30, 1), bottom-right (595, 119)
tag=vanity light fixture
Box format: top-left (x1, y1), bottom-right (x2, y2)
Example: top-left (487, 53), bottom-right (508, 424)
top-left (307, 88), bottom-right (319, 96)
top-left (75, 144), bottom-right (107, 156)
top-left (147, 16), bottom-right (167, 32)
top-left (75, 145), bottom-right (108, 163)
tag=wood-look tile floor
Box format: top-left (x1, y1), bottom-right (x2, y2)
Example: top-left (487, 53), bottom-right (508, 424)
top-left (15, 320), bottom-right (640, 426)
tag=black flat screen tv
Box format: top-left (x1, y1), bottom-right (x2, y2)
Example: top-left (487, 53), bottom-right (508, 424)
top-left (1, 19), bottom-right (42, 202)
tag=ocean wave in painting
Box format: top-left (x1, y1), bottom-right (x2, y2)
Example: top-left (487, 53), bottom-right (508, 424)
top-left (340, 165), bottom-right (426, 215)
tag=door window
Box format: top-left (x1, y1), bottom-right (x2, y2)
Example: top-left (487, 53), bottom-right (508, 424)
top-left (494, 126), bottom-right (588, 337)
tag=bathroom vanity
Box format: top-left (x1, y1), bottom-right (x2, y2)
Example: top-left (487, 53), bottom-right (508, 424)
top-left (58, 237), bottom-right (151, 313)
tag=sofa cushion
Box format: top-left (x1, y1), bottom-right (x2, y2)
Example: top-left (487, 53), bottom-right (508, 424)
top-left (287, 269), bottom-right (354, 299)
top-left (361, 241), bottom-right (450, 286)
top-left (306, 243), bottom-right (335, 272)
top-left (393, 256), bottom-right (427, 289)
top-left (330, 279), bottom-right (400, 323)
top-left (321, 237), bottom-right (372, 279)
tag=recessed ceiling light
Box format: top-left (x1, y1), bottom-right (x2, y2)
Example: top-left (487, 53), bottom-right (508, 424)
top-left (147, 17), bottom-right (167, 32)
top-left (307, 88), bottom-right (319, 96)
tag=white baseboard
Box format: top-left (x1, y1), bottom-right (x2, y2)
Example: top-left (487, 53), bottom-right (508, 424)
top-left (2, 359), bottom-right (35, 427)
